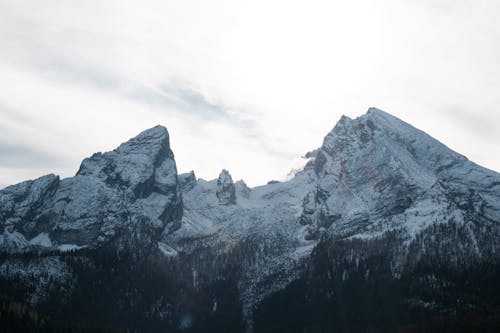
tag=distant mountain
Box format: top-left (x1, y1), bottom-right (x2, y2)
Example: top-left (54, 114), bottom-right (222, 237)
top-left (1, 108), bottom-right (499, 333)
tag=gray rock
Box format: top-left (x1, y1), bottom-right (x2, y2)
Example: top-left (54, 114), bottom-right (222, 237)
top-left (216, 169), bottom-right (236, 205)
top-left (235, 180), bottom-right (251, 199)
top-left (178, 171), bottom-right (197, 191)
top-left (1, 108), bottom-right (500, 328)
top-left (0, 125), bottom-right (183, 249)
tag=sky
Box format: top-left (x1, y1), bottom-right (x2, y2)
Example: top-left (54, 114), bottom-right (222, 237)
top-left (0, 0), bottom-right (499, 188)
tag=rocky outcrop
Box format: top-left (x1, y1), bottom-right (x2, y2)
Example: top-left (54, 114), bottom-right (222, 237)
top-left (0, 174), bottom-right (59, 233)
top-left (1, 109), bottom-right (500, 333)
top-left (178, 171), bottom-right (197, 191)
top-left (299, 108), bottom-right (500, 244)
top-left (216, 169), bottom-right (236, 205)
top-left (0, 125), bottom-right (183, 250)
top-left (235, 180), bottom-right (251, 199)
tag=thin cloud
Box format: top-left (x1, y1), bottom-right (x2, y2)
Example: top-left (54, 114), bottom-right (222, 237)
top-left (129, 83), bottom-right (232, 120)
top-left (444, 107), bottom-right (500, 140)
top-left (0, 0), bottom-right (499, 188)
top-left (0, 143), bottom-right (68, 168)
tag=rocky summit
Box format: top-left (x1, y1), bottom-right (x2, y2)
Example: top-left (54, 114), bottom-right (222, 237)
top-left (0, 125), bottom-right (182, 250)
top-left (1, 108), bottom-right (499, 333)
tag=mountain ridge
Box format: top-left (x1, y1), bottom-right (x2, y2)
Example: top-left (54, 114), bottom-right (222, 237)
top-left (0, 107), bottom-right (499, 332)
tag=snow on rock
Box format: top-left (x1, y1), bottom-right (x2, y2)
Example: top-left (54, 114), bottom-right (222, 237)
top-left (29, 232), bottom-right (52, 247)
top-left (299, 107), bottom-right (500, 245)
top-left (0, 174), bottom-right (59, 232)
top-left (235, 180), bottom-right (251, 199)
top-left (0, 125), bottom-right (184, 249)
top-left (158, 108), bottom-right (500, 329)
top-left (0, 230), bottom-right (29, 251)
top-left (216, 169), bottom-right (236, 205)
top-left (58, 244), bottom-right (87, 252)
top-left (157, 241), bottom-right (178, 257)
top-left (1, 108), bottom-right (499, 330)
top-left (178, 171), bottom-right (197, 191)
top-left (165, 168), bottom-right (319, 327)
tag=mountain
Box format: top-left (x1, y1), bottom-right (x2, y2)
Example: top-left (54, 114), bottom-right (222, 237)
top-left (0, 108), bottom-right (499, 333)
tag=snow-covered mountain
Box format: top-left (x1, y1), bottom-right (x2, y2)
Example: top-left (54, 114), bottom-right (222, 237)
top-left (0, 125), bottom-right (182, 250)
top-left (1, 108), bottom-right (499, 332)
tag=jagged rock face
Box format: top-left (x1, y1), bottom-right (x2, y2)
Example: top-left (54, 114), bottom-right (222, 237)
top-left (216, 169), bottom-right (236, 205)
top-left (76, 125), bottom-right (178, 197)
top-left (178, 171), bottom-right (197, 191)
top-left (0, 174), bottom-right (59, 231)
top-left (235, 180), bottom-right (251, 199)
top-left (165, 110), bottom-right (500, 331)
top-left (0, 125), bottom-right (183, 250)
top-left (0, 109), bottom-right (500, 333)
top-left (300, 108), bottom-right (500, 246)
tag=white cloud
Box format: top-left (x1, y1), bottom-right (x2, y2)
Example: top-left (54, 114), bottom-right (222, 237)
top-left (0, 0), bottom-right (499, 188)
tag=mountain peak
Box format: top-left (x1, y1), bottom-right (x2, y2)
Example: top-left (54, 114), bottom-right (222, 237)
top-left (178, 171), bottom-right (197, 191)
top-left (1, 124), bottom-right (183, 249)
top-left (2, 108), bottom-right (500, 333)
top-left (129, 125), bottom-right (168, 141)
top-left (313, 107), bottom-right (463, 175)
top-left (216, 169), bottom-right (236, 205)
top-left (218, 169), bottom-right (232, 181)
top-left (115, 125), bottom-right (170, 156)
top-left (366, 106), bottom-right (385, 115)
top-left (77, 126), bottom-right (177, 197)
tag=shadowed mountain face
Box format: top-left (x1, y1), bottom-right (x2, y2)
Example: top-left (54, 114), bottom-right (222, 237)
top-left (1, 108), bottom-right (499, 333)
top-left (0, 125), bottom-right (182, 250)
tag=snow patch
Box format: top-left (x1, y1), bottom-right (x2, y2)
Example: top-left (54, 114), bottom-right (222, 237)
top-left (212, 299), bottom-right (217, 312)
top-left (58, 244), bottom-right (87, 252)
top-left (29, 233), bottom-right (52, 247)
top-left (157, 242), bottom-right (178, 257)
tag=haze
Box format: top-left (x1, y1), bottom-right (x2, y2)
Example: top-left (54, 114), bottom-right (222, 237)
top-left (0, 0), bottom-right (499, 187)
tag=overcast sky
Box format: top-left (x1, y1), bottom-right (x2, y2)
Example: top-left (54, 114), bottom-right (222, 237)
top-left (0, 0), bottom-right (499, 188)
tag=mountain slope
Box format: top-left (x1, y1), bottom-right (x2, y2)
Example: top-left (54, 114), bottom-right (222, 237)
top-left (0, 125), bottom-right (182, 251)
top-left (0, 108), bottom-right (499, 332)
